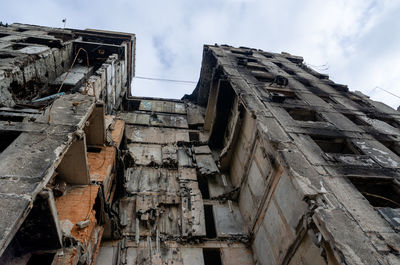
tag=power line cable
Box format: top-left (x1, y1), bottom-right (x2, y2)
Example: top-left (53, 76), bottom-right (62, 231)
top-left (134, 76), bottom-right (197, 84)
top-left (372, 86), bottom-right (400, 99)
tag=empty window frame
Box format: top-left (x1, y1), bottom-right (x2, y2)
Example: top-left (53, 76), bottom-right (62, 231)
top-left (27, 253), bottom-right (56, 265)
top-left (285, 108), bottom-right (324, 122)
top-left (189, 131), bottom-right (200, 142)
top-left (0, 53), bottom-right (16, 59)
top-left (272, 62), bottom-right (296, 75)
top-left (349, 178), bottom-right (400, 208)
top-left (319, 95), bottom-right (337, 105)
top-left (203, 248), bottom-right (222, 265)
top-left (0, 131), bottom-right (21, 153)
top-left (198, 176), bottom-right (210, 199)
top-left (253, 72), bottom-right (275, 83)
top-left (310, 135), bottom-right (358, 154)
top-left (350, 97), bottom-right (370, 108)
top-left (204, 204), bottom-right (217, 238)
top-left (342, 113), bottom-right (369, 126)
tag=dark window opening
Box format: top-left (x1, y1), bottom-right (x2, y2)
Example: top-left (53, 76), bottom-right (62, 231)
top-left (48, 32), bottom-right (75, 42)
top-left (0, 53), bottom-right (16, 59)
top-left (209, 81), bottom-right (236, 148)
top-left (203, 248), bottom-right (222, 265)
top-left (253, 72), bottom-right (275, 83)
top-left (0, 131), bottom-right (21, 153)
top-left (26, 253), bottom-right (55, 265)
top-left (255, 76), bottom-right (274, 83)
top-left (204, 205), bottom-right (217, 238)
top-left (351, 97), bottom-right (370, 108)
top-left (198, 176), bottom-right (210, 199)
top-left (273, 62), bottom-right (296, 75)
top-left (349, 178), bottom-right (400, 208)
top-left (10, 43), bottom-right (26, 50)
top-left (231, 49), bottom-right (253, 56)
top-left (0, 33), bottom-right (9, 38)
top-left (331, 83), bottom-right (348, 92)
top-left (23, 37), bottom-right (62, 49)
top-left (15, 28), bottom-right (29, 32)
top-left (310, 135), bottom-right (358, 154)
top-left (246, 63), bottom-right (267, 72)
top-left (266, 89), bottom-right (298, 99)
top-left (319, 95), bottom-right (337, 105)
top-left (285, 108), bottom-right (324, 122)
top-left (0, 115), bottom-right (24, 122)
top-left (263, 53), bottom-right (273, 59)
top-left (342, 113), bottom-right (369, 126)
top-left (189, 131), bottom-right (200, 142)
top-left (87, 146), bottom-right (102, 153)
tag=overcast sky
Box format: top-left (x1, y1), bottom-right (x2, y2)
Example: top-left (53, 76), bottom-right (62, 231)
top-left (3, 0), bottom-right (400, 109)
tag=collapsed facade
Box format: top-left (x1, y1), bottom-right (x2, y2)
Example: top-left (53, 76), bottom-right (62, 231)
top-left (0, 23), bottom-right (399, 265)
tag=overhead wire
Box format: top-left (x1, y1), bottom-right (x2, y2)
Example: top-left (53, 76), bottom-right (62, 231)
top-left (370, 86), bottom-right (400, 99)
top-left (134, 76), bottom-right (197, 84)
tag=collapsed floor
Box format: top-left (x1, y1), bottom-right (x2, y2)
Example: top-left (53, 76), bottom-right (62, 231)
top-left (0, 23), bottom-right (400, 265)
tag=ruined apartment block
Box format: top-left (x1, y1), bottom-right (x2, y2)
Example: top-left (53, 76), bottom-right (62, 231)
top-left (0, 23), bottom-right (399, 265)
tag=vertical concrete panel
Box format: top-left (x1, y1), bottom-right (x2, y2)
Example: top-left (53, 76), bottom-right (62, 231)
top-left (182, 248), bottom-right (205, 265)
top-left (262, 200), bottom-right (295, 263)
top-left (273, 173), bottom-right (307, 231)
top-left (239, 184), bottom-right (255, 226)
top-left (247, 160), bottom-right (266, 204)
top-left (252, 225), bottom-right (277, 265)
top-left (221, 247), bottom-right (254, 265)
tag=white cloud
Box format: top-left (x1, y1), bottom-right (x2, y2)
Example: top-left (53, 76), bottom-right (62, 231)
top-left (2, 0), bottom-right (400, 109)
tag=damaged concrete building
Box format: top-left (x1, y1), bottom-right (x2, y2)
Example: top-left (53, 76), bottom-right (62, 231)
top-left (0, 23), bottom-right (400, 265)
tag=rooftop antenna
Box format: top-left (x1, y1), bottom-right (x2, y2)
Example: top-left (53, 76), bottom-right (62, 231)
top-left (62, 18), bottom-right (66, 29)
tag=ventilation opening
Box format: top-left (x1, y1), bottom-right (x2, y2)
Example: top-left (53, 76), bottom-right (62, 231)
top-left (285, 108), bottom-right (323, 122)
top-left (0, 131), bottom-right (21, 153)
top-left (203, 248), bottom-right (222, 265)
top-left (27, 253), bottom-right (55, 265)
top-left (189, 131), bottom-right (200, 142)
top-left (198, 176), bottom-right (210, 199)
top-left (349, 178), bottom-right (400, 208)
top-left (0, 115), bottom-right (24, 122)
top-left (310, 136), bottom-right (358, 154)
top-left (342, 113), bottom-right (369, 126)
top-left (204, 205), bottom-right (217, 238)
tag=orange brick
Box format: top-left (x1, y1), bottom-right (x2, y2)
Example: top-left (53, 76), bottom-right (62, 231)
top-left (55, 185), bottom-right (99, 244)
top-left (111, 119), bottom-right (125, 147)
top-left (88, 146), bottom-right (116, 182)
